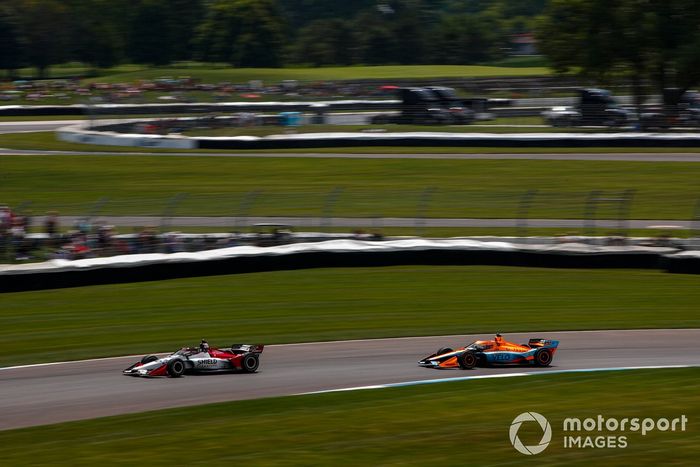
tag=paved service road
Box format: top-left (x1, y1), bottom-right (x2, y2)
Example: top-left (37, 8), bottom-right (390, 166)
top-left (1, 329), bottom-right (698, 431)
top-left (0, 120), bottom-right (84, 134)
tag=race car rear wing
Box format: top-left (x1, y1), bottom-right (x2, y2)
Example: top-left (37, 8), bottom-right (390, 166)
top-left (528, 339), bottom-right (559, 349)
top-left (231, 344), bottom-right (264, 353)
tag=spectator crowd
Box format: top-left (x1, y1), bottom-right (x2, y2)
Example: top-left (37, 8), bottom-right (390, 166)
top-left (0, 205), bottom-right (244, 264)
top-left (0, 77), bottom-right (395, 105)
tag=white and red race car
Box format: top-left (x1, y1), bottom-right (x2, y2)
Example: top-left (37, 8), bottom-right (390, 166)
top-left (123, 342), bottom-right (264, 377)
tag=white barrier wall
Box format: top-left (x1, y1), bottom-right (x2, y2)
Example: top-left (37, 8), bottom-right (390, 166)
top-left (57, 120), bottom-right (700, 150)
top-left (57, 125), bottom-right (197, 149)
top-left (0, 238), bottom-right (676, 275)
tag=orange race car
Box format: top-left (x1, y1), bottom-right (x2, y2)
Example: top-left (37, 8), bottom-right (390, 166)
top-left (418, 334), bottom-right (559, 369)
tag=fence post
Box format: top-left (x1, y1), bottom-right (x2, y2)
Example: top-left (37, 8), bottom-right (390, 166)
top-left (516, 189), bottom-right (538, 238)
top-left (321, 187), bottom-right (343, 231)
top-left (160, 193), bottom-right (188, 233)
top-left (583, 190), bottom-right (601, 236)
top-left (415, 187), bottom-right (436, 237)
top-left (617, 189), bottom-right (635, 236)
top-left (232, 190), bottom-right (261, 232)
top-left (76, 196), bottom-right (109, 232)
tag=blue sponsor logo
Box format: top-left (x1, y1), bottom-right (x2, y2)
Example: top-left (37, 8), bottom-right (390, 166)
top-left (493, 353), bottom-right (512, 361)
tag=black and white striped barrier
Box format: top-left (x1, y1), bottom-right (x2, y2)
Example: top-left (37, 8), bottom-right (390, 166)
top-left (0, 238), bottom-right (680, 292)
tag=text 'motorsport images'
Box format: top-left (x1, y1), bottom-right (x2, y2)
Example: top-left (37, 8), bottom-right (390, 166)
top-left (418, 334), bottom-right (559, 369)
top-left (123, 340), bottom-right (264, 377)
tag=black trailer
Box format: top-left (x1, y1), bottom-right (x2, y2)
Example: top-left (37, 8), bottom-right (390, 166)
top-left (371, 86), bottom-right (472, 125)
top-left (543, 88), bottom-right (631, 127)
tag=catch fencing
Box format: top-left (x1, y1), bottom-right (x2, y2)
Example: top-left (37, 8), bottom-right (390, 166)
top-left (3, 189), bottom-right (698, 265)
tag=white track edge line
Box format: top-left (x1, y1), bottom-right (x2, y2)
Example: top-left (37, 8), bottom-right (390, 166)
top-left (297, 364), bottom-right (700, 395)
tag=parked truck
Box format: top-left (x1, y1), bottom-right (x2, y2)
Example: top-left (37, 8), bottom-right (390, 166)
top-left (542, 88), bottom-right (631, 127)
top-left (639, 89), bottom-right (700, 130)
top-left (371, 86), bottom-right (474, 125)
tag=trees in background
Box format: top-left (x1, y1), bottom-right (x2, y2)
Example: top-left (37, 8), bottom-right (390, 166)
top-left (17, 0), bottom-right (70, 78)
top-left (432, 12), bottom-right (503, 64)
top-left (292, 20), bottom-right (355, 66)
top-left (536, 0), bottom-right (700, 106)
top-left (196, 0), bottom-right (285, 67)
top-left (0, 4), bottom-right (24, 78)
top-left (127, 0), bottom-right (176, 66)
top-left (1, 0), bottom-right (551, 75)
top-left (9, 0), bottom-right (699, 86)
top-left (66, 0), bottom-right (124, 70)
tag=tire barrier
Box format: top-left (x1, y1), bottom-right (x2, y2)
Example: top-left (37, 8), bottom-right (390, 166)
top-left (0, 238), bottom-right (681, 292)
top-left (661, 251), bottom-right (700, 274)
top-left (0, 105), bottom-right (87, 116)
top-left (195, 132), bottom-right (700, 150)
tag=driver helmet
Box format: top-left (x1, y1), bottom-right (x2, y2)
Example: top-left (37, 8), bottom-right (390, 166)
top-left (200, 339), bottom-right (210, 351)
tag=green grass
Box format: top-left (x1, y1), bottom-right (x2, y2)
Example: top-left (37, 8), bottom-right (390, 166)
top-left (85, 64), bottom-right (551, 84)
top-left (485, 55), bottom-right (552, 68)
top-left (2, 266), bottom-right (699, 366)
top-left (2, 368), bottom-right (698, 465)
top-left (12, 63), bottom-right (551, 83)
top-left (5, 152), bottom-right (700, 220)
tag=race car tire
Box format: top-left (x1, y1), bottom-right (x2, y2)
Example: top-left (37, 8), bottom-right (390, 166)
top-left (534, 349), bottom-right (553, 367)
top-left (436, 347), bottom-right (453, 355)
top-left (141, 355), bottom-right (158, 364)
top-left (241, 353), bottom-right (259, 373)
top-left (167, 359), bottom-right (186, 377)
top-left (458, 351), bottom-right (477, 370)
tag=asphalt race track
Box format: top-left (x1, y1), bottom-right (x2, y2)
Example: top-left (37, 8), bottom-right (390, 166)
top-left (1, 329), bottom-right (698, 431)
top-left (0, 120), bottom-right (84, 134)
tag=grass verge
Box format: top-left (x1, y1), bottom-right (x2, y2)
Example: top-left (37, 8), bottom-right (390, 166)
top-left (5, 152), bottom-right (700, 219)
top-left (2, 266), bottom-right (699, 366)
top-left (13, 62), bottom-right (550, 81)
top-left (83, 64), bottom-right (551, 83)
top-left (2, 368), bottom-right (698, 465)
